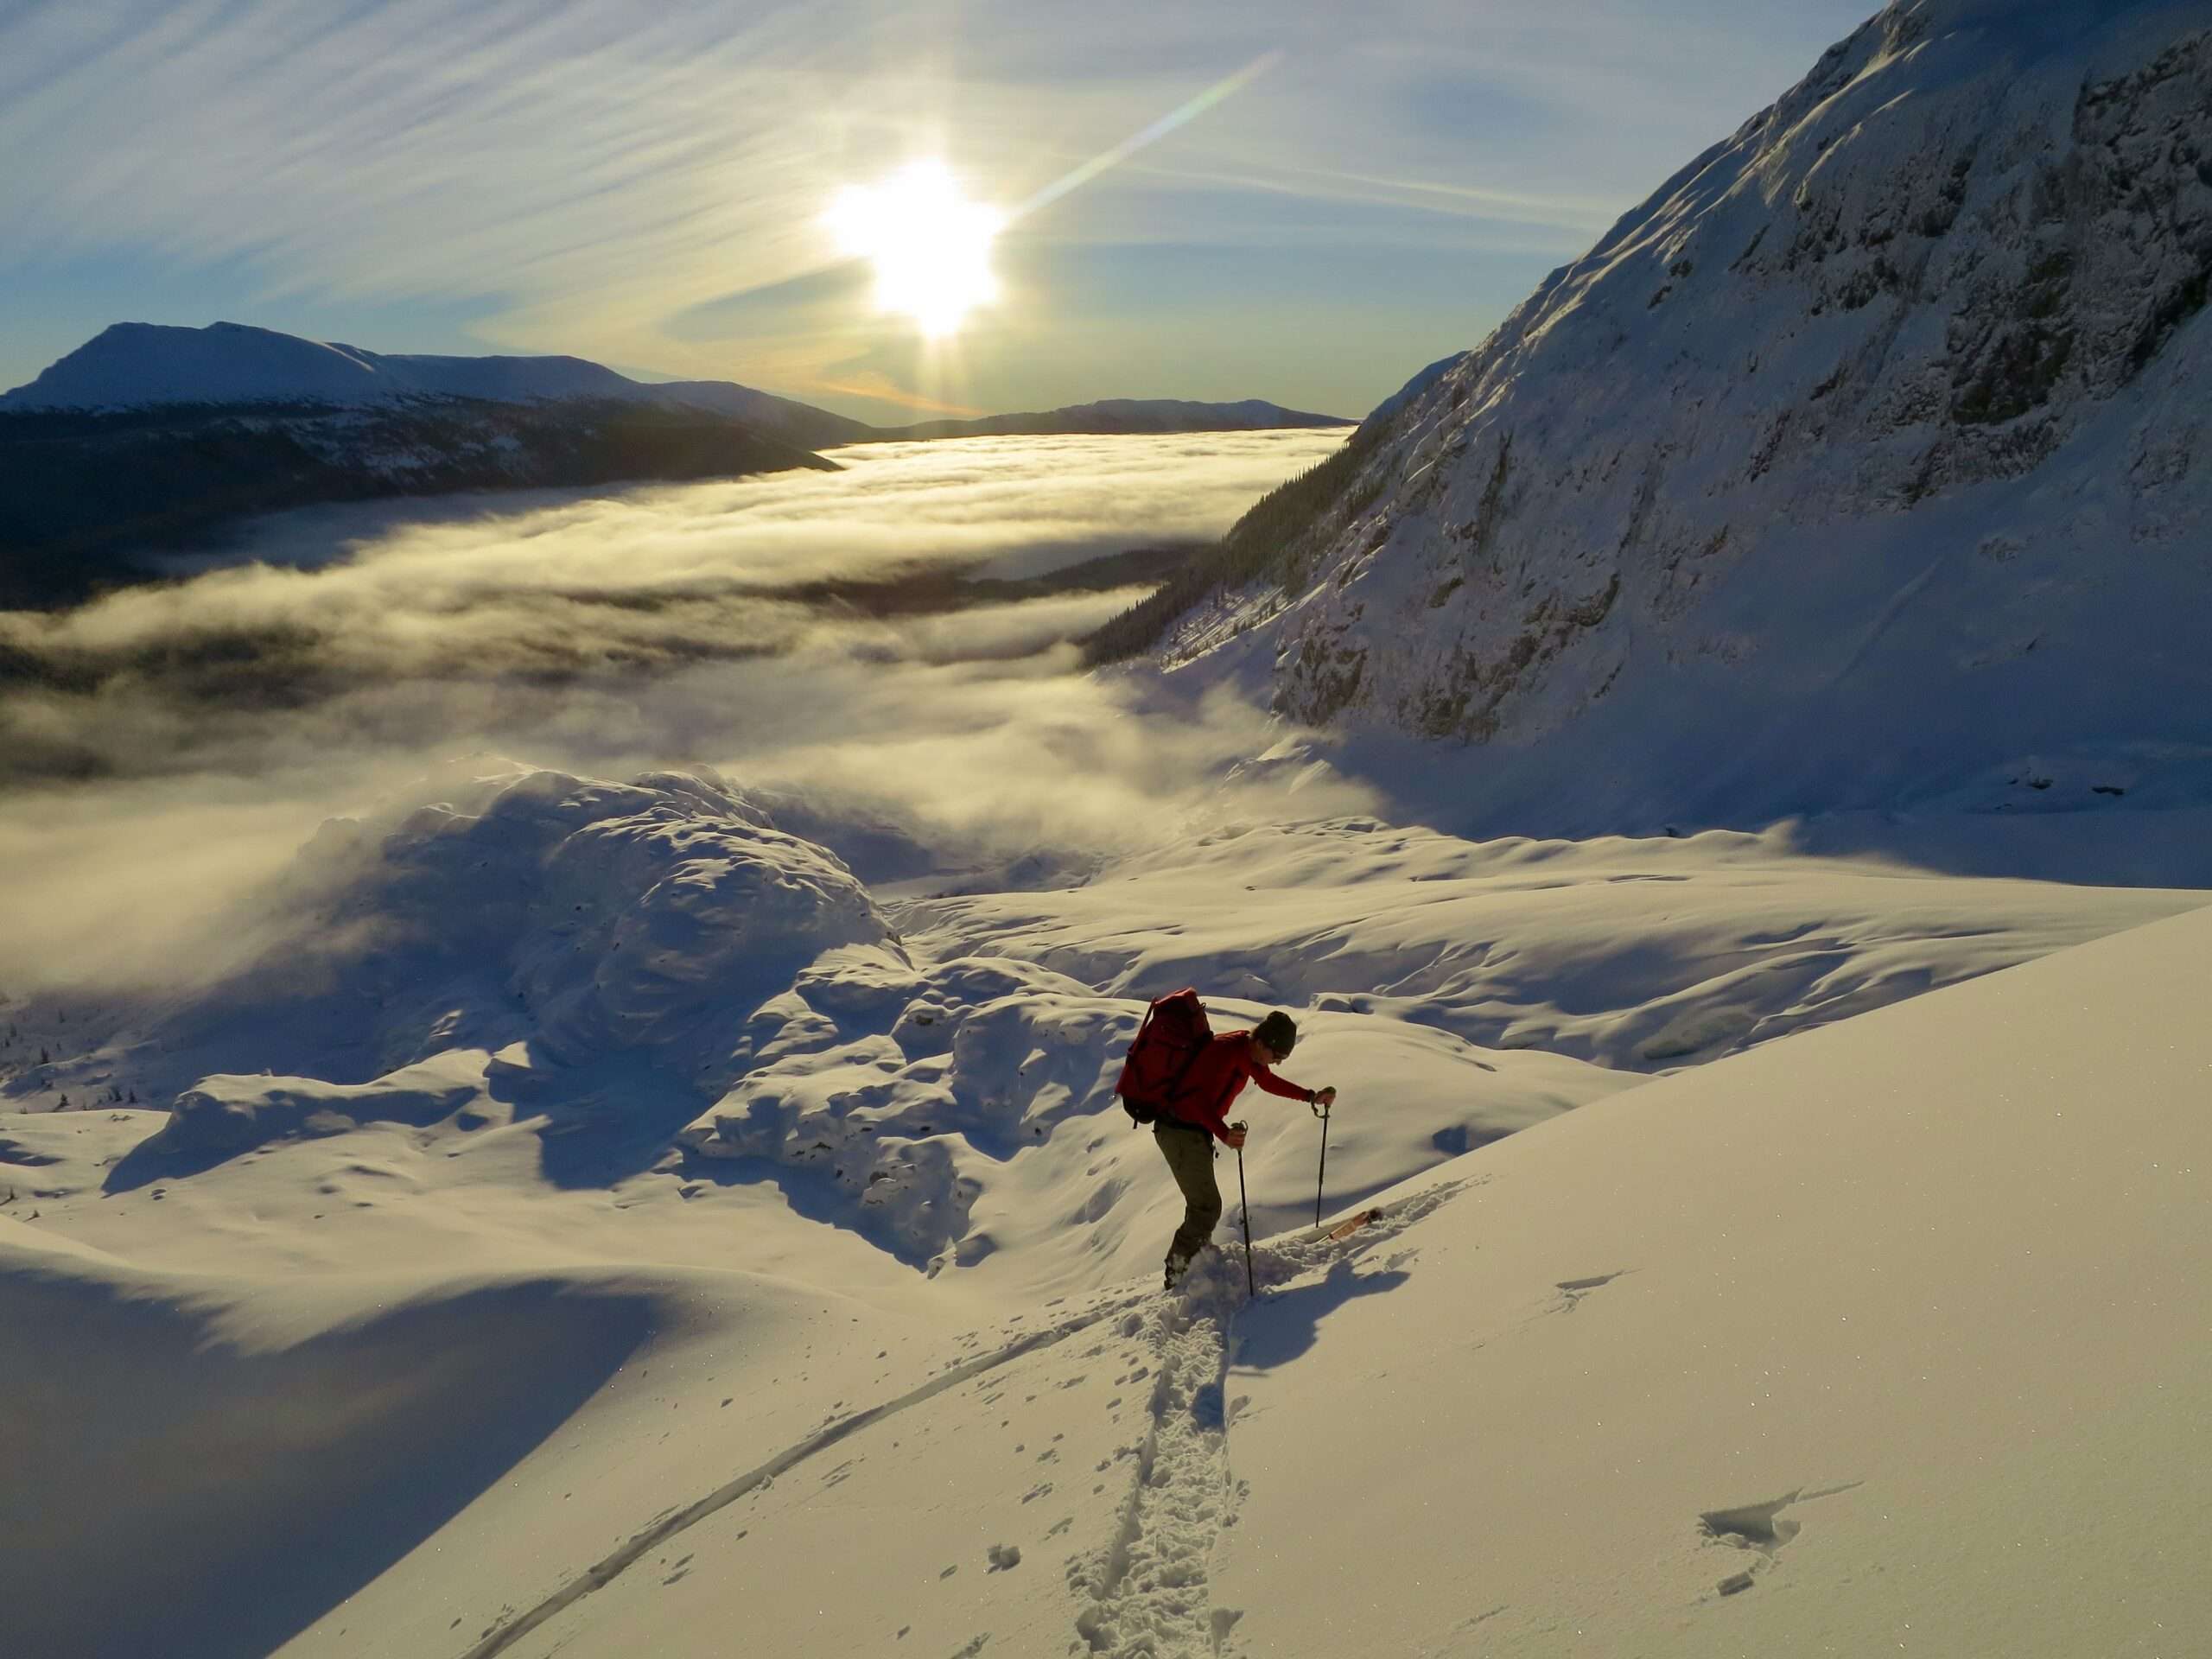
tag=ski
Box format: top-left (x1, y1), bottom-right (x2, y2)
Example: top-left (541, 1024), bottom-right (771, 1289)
top-left (1319, 1206), bottom-right (1382, 1242)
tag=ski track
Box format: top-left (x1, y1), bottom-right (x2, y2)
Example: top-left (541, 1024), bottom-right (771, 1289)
top-left (452, 1288), bottom-right (1150, 1659)
top-left (454, 1185), bottom-right (1463, 1659)
top-left (1069, 1185), bottom-right (1464, 1658)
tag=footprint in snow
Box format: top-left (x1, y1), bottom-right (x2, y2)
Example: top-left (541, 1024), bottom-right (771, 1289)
top-left (1554, 1271), bottom-right (1627, 1311)
top-left (1699, 1482), bottom-right (1861, 1596)
top-left (1190, 1381), bottom-right (1225, 1429)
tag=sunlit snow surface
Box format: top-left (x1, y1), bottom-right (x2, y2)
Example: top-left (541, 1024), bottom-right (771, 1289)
top-left (1, 753), bottom-right (2204, 1656)
top-left (8, 0), bottom-right (2212, 1648)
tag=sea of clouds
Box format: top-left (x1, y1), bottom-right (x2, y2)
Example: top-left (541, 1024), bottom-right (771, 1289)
top-left (0, 429), bottom-right (1374, 991)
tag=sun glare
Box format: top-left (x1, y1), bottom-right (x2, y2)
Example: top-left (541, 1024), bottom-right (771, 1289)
top-left (828, 160), bottom-right (1001, 339)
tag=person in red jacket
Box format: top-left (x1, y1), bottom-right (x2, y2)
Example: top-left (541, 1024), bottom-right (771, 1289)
top-left (1154, 1009), bottom-right (1336, 1290)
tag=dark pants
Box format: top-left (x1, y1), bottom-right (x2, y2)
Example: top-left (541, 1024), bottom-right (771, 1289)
top-left (1154, 1120), bottom-right (1223, 1268)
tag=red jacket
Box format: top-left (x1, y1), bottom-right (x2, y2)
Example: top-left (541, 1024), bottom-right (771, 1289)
top-left (1161, 1030), bottom-right (1314, 1143)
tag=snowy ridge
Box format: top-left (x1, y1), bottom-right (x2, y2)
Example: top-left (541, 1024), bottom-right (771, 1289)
top-left (0, 321), bottom-right (866, 448)
top-left (0, 321), bottom-right (640, 411)
top-left (1161, 0), bottom-right (2212, 831)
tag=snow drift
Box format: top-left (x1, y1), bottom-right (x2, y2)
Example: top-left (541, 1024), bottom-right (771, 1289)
top-left (109, 762), bottom-right (890, 1149)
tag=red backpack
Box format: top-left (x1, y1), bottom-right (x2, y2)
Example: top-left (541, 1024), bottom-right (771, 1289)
top-left (1114, 988), bottom-right (1214, 1126)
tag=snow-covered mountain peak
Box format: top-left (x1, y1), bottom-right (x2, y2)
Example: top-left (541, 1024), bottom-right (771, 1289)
top-left (1152, 0), bottom-right (2211, 835)
top-left (0, 319), bottom-right (650, 411)
top-left (8, 320), bottom-right (390, 407)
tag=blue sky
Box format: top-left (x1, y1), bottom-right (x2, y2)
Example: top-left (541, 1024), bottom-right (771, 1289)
top-left (0, 0), bottom-right (1874, 423)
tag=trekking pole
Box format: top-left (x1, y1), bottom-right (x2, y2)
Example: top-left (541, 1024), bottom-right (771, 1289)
top-left (1232, 1122), bottom-right (1255, 1300)
top-left (1311, 1095), bottom-right (1332, 1230)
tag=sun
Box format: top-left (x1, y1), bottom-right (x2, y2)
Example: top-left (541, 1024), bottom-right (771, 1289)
top-left (828, 160), bottom-right (1002, 339)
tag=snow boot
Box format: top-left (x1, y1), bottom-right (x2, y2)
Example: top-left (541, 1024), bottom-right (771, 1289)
top-left (1164, 1243), bottom-right (1213, 1292)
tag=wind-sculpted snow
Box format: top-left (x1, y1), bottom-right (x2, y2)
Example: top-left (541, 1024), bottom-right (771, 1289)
top-left (16, 759), bottom-right (2194, 1293)
top-left (677, 945), bottom-right (1618, 1271)
top-left (119, 763), bottom-right (890, 1161)
top-left (22, 761), bottom-right (1630, 1274)
top-left (1158, 0), bottom-right (2212, 833)
top-left (899, 817), bottom-right (2197, 1074)
top-left (682, 953), bottom-right (1134, 1262)
top-left (162, 1051), bottom-right (484, 1156)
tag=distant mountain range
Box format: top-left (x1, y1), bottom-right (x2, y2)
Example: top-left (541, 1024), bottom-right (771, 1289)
top-left (0, 321), bottom-right (1350, 446)
top-left (0, 321), bottom-right (1351, 605)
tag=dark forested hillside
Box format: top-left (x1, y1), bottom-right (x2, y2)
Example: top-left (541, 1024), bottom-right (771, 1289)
top-left (0, 398), bottom-right (836, 607)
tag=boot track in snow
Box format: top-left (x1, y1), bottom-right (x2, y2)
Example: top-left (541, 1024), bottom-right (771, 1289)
top-left (452, 1289), bottom-right (1151, 1659)
top-left (1069, 1185), bottom-right (1463, 1657)
top-left (454, 1184), bottom-right (1462, 1659)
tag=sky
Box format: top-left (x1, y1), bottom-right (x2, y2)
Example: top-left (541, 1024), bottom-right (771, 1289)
top-left (0, 0), bottom-right (1875, 424)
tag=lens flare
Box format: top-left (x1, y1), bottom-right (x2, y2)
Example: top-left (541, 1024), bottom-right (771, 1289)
top-left (827, 160), bottom-right (1002, 338)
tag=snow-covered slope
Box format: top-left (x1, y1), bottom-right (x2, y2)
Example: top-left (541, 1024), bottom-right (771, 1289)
top-left (11, 762), bottom-right (2192, 1288)
top-left (1205, 901), bottom-right (2212, 1658)
top-left (1154, 0), bottom-right (2212, 833)
top-left (5, 848), bottom-right (2202, 1658)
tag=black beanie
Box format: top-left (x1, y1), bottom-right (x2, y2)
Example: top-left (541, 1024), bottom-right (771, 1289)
top-left (1254, 1010), bottom-right (1298, 1058)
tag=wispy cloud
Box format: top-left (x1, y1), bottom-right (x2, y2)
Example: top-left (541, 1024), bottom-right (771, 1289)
top-left (2, 0), bottom-right (904, 400)
top-left (0, 0), bottom-right (1872, 416)
top-left (810, 377), bottom-right (991, 417)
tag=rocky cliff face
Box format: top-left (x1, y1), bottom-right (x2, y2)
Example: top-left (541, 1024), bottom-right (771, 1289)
top-left (1166, 0), bottom-right (2212, 826)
